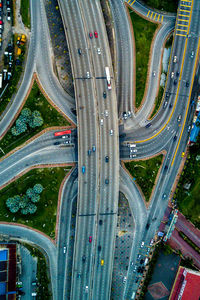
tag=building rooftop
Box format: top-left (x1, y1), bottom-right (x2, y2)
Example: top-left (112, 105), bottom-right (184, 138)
top-left (170, 266), bottom-right (200, 300)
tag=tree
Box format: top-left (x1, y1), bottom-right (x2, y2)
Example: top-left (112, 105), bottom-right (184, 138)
top-left (26, 188), bottom-right (34, 199)
top-left (16, 119), bottom-right (27, 134)
top-left (33, 184), bottom-right (43, 194)
top-left (7, 195), bottom-right (20, 213)
top-left (21, 207), bottom-right (29, 215)
top-left (6, 197), bottom-right (15, 208)
top-left (31, 194), bottom-right (40, 203)
top-left (19, 195), bottom-right (29, 209)
top-left (27, 202), bottom-right (37, 214)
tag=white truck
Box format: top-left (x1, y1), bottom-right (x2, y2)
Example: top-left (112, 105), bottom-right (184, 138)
top-left (105, 66), bottom-right (111, 90)
top-left (0, 73), bottom-right (2, 88)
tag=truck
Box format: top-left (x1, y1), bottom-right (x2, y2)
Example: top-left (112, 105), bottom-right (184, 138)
top-left (0, 73), bottom-right (2, 88)
top-left (82, 166), bottom-right (86, 174)
top-left (105, 67), bottom-right (111, 90)
top-left (54, 129), bottom-right (71, 137)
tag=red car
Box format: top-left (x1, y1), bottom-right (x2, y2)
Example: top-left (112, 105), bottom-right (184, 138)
top-left (0, 20), bottom-right (3, 25)
top-left (89, 236), bottom-right (92, 243)
top-left (89, 32), bottom-right (93, 39)
top-left (94, 31), bottom-right (98, 38)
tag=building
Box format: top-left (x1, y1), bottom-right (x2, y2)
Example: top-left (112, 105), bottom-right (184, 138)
top-left (169, 266), bottom-right (200, 300)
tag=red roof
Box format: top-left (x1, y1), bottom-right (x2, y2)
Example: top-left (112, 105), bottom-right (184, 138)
top-left (170, 266), bottom-right (200, 300)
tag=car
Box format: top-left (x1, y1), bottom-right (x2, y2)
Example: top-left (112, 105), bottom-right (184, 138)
top-left (191, 51), bottom-right (194, 58)
top-left (105, 110), bottom-right (109, 117)
top-left (98, 245), bottom-right (101, 251)
top-left (94, 31), bottom-right (98, 38)
top-left (153, 71), bottom-right (156, 76)
top-left (123, 112), bottom-right (127, 119)
top-left (97, 48), bottom-right (101, 54)
top-left (169, 103), bottom-right (172, 109)
top-left (173, 56), bottom-right (177, 63)
top-left (100, 119), bottom-right (104, 126)
top-left (181, 152), bottom-right (185, 158)
top-left (166, 92), bottom-right (169, 99)
top-left (130, 154), bottom-right (136, 158)
top-left (147, 247), bottom-right (151, 254)
top-left (137, 254), bottom-right (141, 260)
top-left (171, 72), bottom-right (174, 78)
top-left (105, 156), bottom-right (109, 163)
top-left (89, 32), bottom-right (93, 39)
top-left (99, 219), bottom-right (103, 225)
top-left (88, 149), bottom-right (92, 156)
top-left (63, 246), bottom-right (66, 254)
top-left (162, 193), bottom-right (167, 200)
top-left (150, 239), bottom-right (154, 246)
top-left (140, 259), bottom-right (144, 264)
top-left (77, 273), bottom-right (81, 278)
top-left (62, 135), bottom-right (67, 139)
top-left (130, 149), bottom-right (137, 153)
top-left (86, 72), bottom-right (90, 78)
top-left (105, 179), bottom-right (109, 184)
top-left (141, 241), bottom-right (144, 248)
top-left (123, 276), bottom-right (127, 283)
top-left (130, 144), bottom-right (136, 148)
top-left (164, 165), bottom-right (168, 171)
top-left (176, 71), bottom-right (180, 77)
top-left (64, 140), bottom-right (69, 144)
top-left (89, 236), bottom-right (92, 243)
top-left (78, 48), bottom-right (82, 55)
top-left (133, 266), bottom-right (137, 272)
top-left (54, 141), bottom-right (60, 145)
top-left (186, 81), bottom-right (189, 87)
top-left (163, 101), bottom-right (168, 109)
top-left (82, 255), bottom-right (86, 262)
top-left (177, 115), bottom-right (182, 122)
top-left (188, 125), bottom-right (191, 132)
top-left (92, 145), bottom-right (96, 152)
top-left (103, 91), bottom-right (107, 98)
top-left (145, 123), bottom-right (152, 128)
top-left (85, 286), bottom-right (89, 293)
top-left (7, 11), bottom-right (11, 21)
top-left (135, 277), bottom-right (139, 283)
top-left (174, 79), bottom-right (177, 85)
top-left (146, 223), bottom-right (150, 230)
top-left (110, 129), bottom-right (114, 136)
top-left (101, 259), bottom-right (104, 266)
top-left (173, 134), bottom-right (177, 141)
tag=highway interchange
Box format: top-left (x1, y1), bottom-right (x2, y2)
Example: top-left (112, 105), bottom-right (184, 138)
top-left (0, 0), bottom-right (200, 299)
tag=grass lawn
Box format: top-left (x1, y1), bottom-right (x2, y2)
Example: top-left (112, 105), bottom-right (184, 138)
top-left (0, 167), bottom-right (71, 237)
top-left (142, 0), bottom-right (179, 13)
top-left (0, 82), bottom-right (70, 158)
top-left (20, 0), bottom-right (30, 28)
top-left (124, 154), bottom-right (163, 201)
top-left (129, 9), bottom-right (158, 108)
top-left (150, 85), bottom-right (164, 118)
top-left (174, 140), bottom-right (200, 229)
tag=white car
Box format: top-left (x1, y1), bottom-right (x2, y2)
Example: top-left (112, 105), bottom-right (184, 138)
top-left (131, 149), bottom-right (137, 153)
top-left (173, 56), bottom-right (177, 63)
top-left (86, 72), bottom-right (90, 78)
top-left (85, 286), bottom-right (89, 293)
top-left (123, 277), bottom-right (127, 283)
top-left (110, 129), bottom-right (113, 136)
top-left (130, 144), bottom-right (136, 147)
top-left (100, 119), bottom-right (104, 126)
top-left (171, 72), bottom-right (174, 78)
top-left (153, 71), bottom-right (156, 77)
top-left (63, 246), bottom-right (66, 254)
top-left (141, 241), bottom-right (145, 248)
top-left (105, 110), bottom-right (109, 117)
top-left (62, 136), bottom-right (67, 139)
top-left (150, 239), bottom-right (154, 246)
top-left (97, 48), bottom-right (101, 54)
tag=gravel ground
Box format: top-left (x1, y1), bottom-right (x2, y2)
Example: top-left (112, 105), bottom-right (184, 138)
top-left (44, 0), bottom-right (74, 98)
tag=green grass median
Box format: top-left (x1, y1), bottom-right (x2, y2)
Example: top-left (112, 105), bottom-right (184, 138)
top-left (20, 0), bottom-right (30, 28)
top-left (128, 9), bottom-right (158, 109)
top-left (124, 154), bottom-right (163, 201)
top-left (142, 0), bottom-right (178, 13)
top-left (0, 82), bottom-right (70, 158)
top-left (0, 166), bottom-right (71, 237)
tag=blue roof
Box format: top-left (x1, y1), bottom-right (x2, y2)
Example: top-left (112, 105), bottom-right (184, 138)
top-left (0, 282), bottom-right (6, 295)
top-left (0, 250), bottom-right (8, 262)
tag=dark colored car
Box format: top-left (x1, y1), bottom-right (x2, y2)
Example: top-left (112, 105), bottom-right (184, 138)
top-left (89, 32), bottom-right (93, 39)
top-left (105, 179), bottom-right (109, 184)
top-left (176, 71), bottom-right (180, 77)
top-left (54, 141), bottom-right (60, 145)
top-left (78, 48), bottom-right (82, 55)
top-left (166, 92), bottom-right (169, 99)
top-left (169, 103), bottom-right (172, 109)
top-left (174, 79), bottom-right (177, 85)
top-left (146, 223), bottom-right (150, 230)
top-left (105, 156), bottom-right (109, 163)
top-left (98, 245), bottom-right (101, 251)
top-left (103, 91), bottom-right (107, 99)
top-left (164, 165), bottom-right (168, 170)
top-left (173, 135), bottom-right (177, 141)
top-left (186, 81), bottom-right (189, 87)
top-left (99, 220), bottom-right (103, 225)
top-left (82, 255), bottom-right (86, 262)
top-left (145, 123), bottom-right (152, 128)
top-left (94, 31), bottom-right (98, 38)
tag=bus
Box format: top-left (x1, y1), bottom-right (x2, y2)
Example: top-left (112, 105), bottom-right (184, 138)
top-left (54, 129), bottom-right (71, 137)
